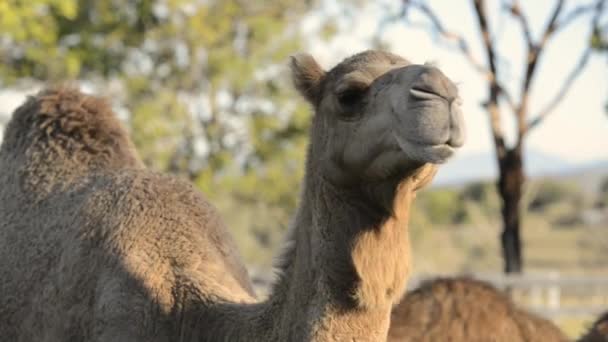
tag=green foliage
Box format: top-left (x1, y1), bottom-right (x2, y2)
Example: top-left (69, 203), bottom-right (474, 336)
top-left (600, 176), bottom-right (608, 194)
top-left (460, 181), bottom-right (501, 216)
top-left (528, 180), bottom-right (582, 212)
top-left (130, 90), bottom-right (193, 171)
top-left (0, 0), bottom-right (160, 82)
top-left (460, 181), bottom-right (489, 202)
top-left (596, 175), bottom-right (608, 208)
top-left (415, 188), bottom-right (470, 225)
top-left (591, 27), bottom-right (607, 51)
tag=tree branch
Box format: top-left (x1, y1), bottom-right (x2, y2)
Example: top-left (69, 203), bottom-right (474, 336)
top-left (473, 0), bottom-right (507, 159)
top-left (472, 0), bottom-right (499, 80)
top-left (537, 0), bottom-right (565, 50)
top-left (557, 2), bottom-right (603, 31)
top-left (402, 0), bottom-right (488, 75)
top-left (527, 0), bottom-right (606, 131)
top-left (506, 0), bottom-right (533, 50)
top-left (399, 1), bottom-right (517, 115)
top-left (526, 48), bottom-right (593, 130)
top-left (519, 0), bottom-right (563, 98)
top-left (497, 83), bottom-right (517, 112)
top-left (400, 0), bottom-right (517, 157)
top-left (513, 0), bottom-right (565, 145)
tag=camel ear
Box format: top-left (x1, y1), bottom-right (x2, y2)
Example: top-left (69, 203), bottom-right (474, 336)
top-left (289, 53), bottom-right (326, 104)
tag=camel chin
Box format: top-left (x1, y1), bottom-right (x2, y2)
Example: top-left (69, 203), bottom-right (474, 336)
top-left (393, 133), bottom-right (456, 164)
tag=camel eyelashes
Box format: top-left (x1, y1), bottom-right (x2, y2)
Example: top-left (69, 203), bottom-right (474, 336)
top-left (336, 86), bottom-right (366, 106)
top-left (335, 70), bottom-right (372, 107)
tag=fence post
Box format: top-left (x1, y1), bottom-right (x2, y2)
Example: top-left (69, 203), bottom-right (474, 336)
top-left (547, 272), bottom-right (561, 310)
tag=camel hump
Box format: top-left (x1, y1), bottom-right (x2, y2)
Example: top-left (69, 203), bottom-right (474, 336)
top-left (388, 277), bottom-right (568, 342)
top-left (0, 86), bottom-right (143, 189)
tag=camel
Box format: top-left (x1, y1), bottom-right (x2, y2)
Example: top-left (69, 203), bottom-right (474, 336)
top-left (386, 277), bottom-right (569, 342)
top-left (578, 311), bottom-right (608, 342)
top-left (0, 50), bottom-right (465, 341)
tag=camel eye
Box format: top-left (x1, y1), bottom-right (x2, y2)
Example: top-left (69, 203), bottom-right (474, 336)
top-left (336, 87), bottom-right (366, 107)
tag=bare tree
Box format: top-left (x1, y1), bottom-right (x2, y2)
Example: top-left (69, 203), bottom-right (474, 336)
top-left (396, 0), bottom-right (606, 273)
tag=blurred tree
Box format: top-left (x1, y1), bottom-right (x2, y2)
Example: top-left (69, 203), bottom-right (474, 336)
top-left (0, 0), bottom-right (315, 192)
top-left (591, 17), bottom-right (608, 50)
top-left (0, 0), bottom-right (323, 265)
top-left (0, 0), bottom-right (159, 81)
top-left (416, 189), bottom-right (470, 225)
top-left (528, 180), bottom-right (581, 212)
top-left (598, 176), bottom-right (608, 208)
top-left (393, 0), bottom-right (606, 273)
top-left (590, 20), bottom-right (608, 112)
top-left (461, 181), bottom-right (491, 203)
top-left (460, 181), bottom-right (501, 217)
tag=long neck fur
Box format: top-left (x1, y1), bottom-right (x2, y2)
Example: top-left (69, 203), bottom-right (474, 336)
top-left (202, 157), bottom-right (416, 341)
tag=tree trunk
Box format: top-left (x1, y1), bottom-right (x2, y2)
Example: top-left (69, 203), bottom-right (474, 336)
top-left (497, 147), bottom-right (525, 273)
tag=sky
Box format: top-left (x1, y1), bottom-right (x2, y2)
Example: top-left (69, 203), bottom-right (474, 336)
top-left (0, 0), bottom-right (606, 167)
top-left (302, 0), bottom-right (608, 165)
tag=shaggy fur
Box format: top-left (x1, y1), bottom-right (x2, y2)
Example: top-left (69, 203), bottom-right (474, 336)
top-left (0, 50), bottom-right (464, 341)
top-left (0, 87), bottom-right (254, 341)
top-left (387, 277), bottom-right (569, 342)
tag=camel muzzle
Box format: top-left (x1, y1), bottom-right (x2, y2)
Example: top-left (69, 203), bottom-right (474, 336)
top-left (388, 64), bottom-right (466, 164)
top-left (405, 66), bottom-right (465, 149)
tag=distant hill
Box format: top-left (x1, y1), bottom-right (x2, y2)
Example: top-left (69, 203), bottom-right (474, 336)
top-left (433, 150), bottom-right (607, 188)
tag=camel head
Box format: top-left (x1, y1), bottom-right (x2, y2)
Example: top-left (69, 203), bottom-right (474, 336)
top-left (290, 50), bottom-right (464, 198)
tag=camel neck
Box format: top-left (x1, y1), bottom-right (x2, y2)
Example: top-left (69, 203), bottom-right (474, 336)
top-left (270, 175), bottom-right (414, 340)
top-left (197, 175), bottom-right (415, 341)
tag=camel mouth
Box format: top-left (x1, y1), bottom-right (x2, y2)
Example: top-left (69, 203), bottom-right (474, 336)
top-left (393, 133), bottom-right (455, 164)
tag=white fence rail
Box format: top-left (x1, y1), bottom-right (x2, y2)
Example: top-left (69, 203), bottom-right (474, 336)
top-left (250, 270), bottom-right (608, 319)
top-left (409, 273), bottom-right (608, 319)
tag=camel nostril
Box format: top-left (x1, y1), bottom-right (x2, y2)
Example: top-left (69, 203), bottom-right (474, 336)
top-left (412, 67), bottom-right (458, 102)
top-left (409, 87), bottom-right (443, 100)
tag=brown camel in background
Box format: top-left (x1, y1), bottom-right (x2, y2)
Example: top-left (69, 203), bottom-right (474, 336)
top-left (0, 50), bottom-right (464, 341)
top-left (578, 311), bottom-right (608, 342)
top-left (387, 277), bottom-right (569, 342)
